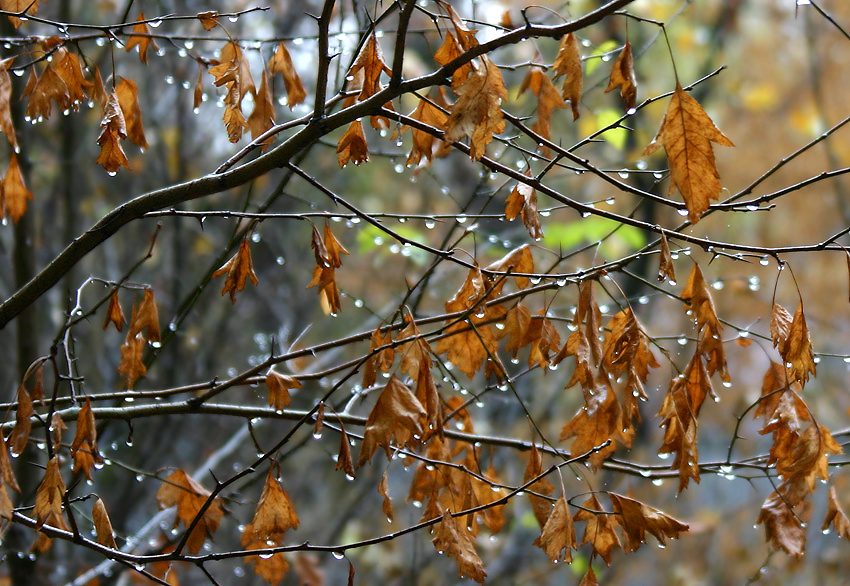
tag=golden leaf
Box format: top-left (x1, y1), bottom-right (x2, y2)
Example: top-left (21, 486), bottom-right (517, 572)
top-left (8, 385), bottom-right (32, 457)
top-left (658, 233), bottom-right (676, 283)
top-left (505, 172), bottom-right (543, 240)
top-left (35, 456), bottom-right (68, 531)
top-left (0, 0), bottom-right (40, 28)
top-left (118, 333), bottom-right (146, 390)
top-left (241, 469), bottom-right (300, 546)
top-left (643, 84), bottom-right (734, 223)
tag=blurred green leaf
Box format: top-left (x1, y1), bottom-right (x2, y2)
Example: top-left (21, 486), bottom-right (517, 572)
top-left (543, 216), bottom-right (645, 257)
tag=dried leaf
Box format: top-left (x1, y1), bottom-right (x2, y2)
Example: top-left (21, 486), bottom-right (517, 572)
top-left (337, 120), bottom-right (369, 167)
top-left (505, 172), bottom-right (543, 240)
top-left (363, 326), bottom-right (395, 389)
top-left (23, 66), bottom-right (69, 122)
top-left (125, 13), bottom-right (158, 64)
top-left (560, 378), bottom-right (621, 471)
top-left (92, 498), bottom-right (117, 549)
top-left (518, 65), bottom-right (566, 151)
top-left (608, 493), bottom-right (688, 552)
top-left (156, 470), bottom-right (224, 554)
top-left (323, 224), bottom-right (349, 268)
top-left (35, 456), bottom-right (67, 531)
top-left (573, 494), bottom-right (621, 565)
top-left (552, 33), bottom-right (582, 120)
top-left (378, 471), bottom-right (393, 523)
top-left (241, 469), bottom-right (300, 546)
top-left (51, 49), bottom-right (92, 111)
top-left (0, 431), bottom-right (20, 494)
top-left (129, 288), bottom-right (160, 342)
top-left (658, 233), bottom-right (676, 283)
top-left (0, 0), bottom-right (41, 28)
top-left (823, 485), bottom-right (850, 540)
top-left (70, 397), bottom-right (99, 461)
top-left (247, 69), bottom-right (276, 149)
top-left (605, 41), bottom-right (637, 111)
top-left (268, 42), bottom-right (306, 109)
top-left (2, 153), bottom-right (34, 223)
top-left (103, 291), bottom-right (125, 332)
top-left (444, 57), bottom-right (506, 160)
top-left (118, 333), bottom-right (146, 390)
top-left (522, 443), bottom-right (555, 529)
top-left (212, 238), bottom-right (259, 303)
top-left (485, 244), bottom-right (535, 290)
top-left (116, 77), bottom-right (147, 149)
top-left (193, 64), bottom-right (204, 110)
top-left (8, 385), bottom-right (32, 457)
top-left (357, 375), bottom-right (426, 466)
top-left (96, 90), bottom-right (130, 173)
top-left (403, 91), bottom-right (450, 167)
top-left (335, 425), bottom-right (355, 480)
top-left (0, 58), bottom-right (17, 149)
top-left (431, 509), bottom-right (486, 584)
top-left (306, 265), bottom-right (341, 315)
top-left (756, 490), bottom-right (806, 556)
top-left (643, 84), bottom-right (734, 223)
top-left (197, 11), bottom-right (219, 31)
top-left (779, 303), bottom-right (816, 385)
top-left (533, 496), bottom-right (575, 563)
top-left (265, 370), bottom-right (300, 412)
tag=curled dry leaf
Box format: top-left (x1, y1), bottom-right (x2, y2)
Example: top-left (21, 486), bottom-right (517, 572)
top-left (96, 90), bottom-right (130, 173)
top-left (118, 332), bottom-right (146, 390)
top-left (823, 485), bottom-right (850, 540)
top-left (337, 120), bottom-right (369, 167)
top-left (268, 41), bottom-right (306, 109)
top-left (92, 498), bottom-right (117, 549)
top-left (102, 291), bottom-right (125, 332)
top-left (247, 69), bottom-right (276, 149)
top-left (605, 41), bottom-right (637, 111)
top-left (212, 238), bottom-right (259, 303)
top-left (444, 57), bottom-right (507, 160)
top-left (518, 65), bottom-right (566, 152)
top-left (156, 469), bottom-right (224, 554)
top-left (431, 509), bottom-right (487, 584)
top-left (9, 385), bottom-right (32, 457)
top-left (125, 12), bottom-right (158, 64)
top-left (129, 288), bottom-right (160, 342)
top-left (115, 77), bottom-right (147, 149)
top-left (552, 33), bottom-right (582, 120)
top-left (265, 370), bottom-right (301, 412)
top-left (658, 233), bottom-right (676, 283)
top-left (643, 84), bottom-right (734, 223)
top-left (378, 471), bottom-right (393, 523)
top-left (0, 58), bottom-right (17, 150)
top-left (35, 456), bottom-right (68, 531)
top-left (2, 153), bottom-right (34, 223)
top-left (505, 172), bottom-right (543, 240)
top-left (197, 11), bottom-right (219, 30)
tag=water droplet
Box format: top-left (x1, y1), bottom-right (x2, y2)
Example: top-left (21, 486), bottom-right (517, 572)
top-left (332, 551), bottom-right (345, 560)
top-left (164, 76), bottom-right (174, 85)
top-left (639, 469), bottom-right (652, 477)
top-left (712, 280), bottom-right (724, 290)
top-left (676, 208), bottom-right (689, 216)
top-left (658, 453), bottom-right (670, 460)
top-left (150, 19), bottom-right (162, 27)
top-left (456, 214), bottom-right (468, 224)
top-left (677, 337), bottom-right (688, 346)
top-left (618, 170), bottom-right (629, 179)
top-left (228, 15), bottom-right (239, 22)
top-left (627, 107), bottom-right (637, 115)
top-left (652, 478), bottom-right (664, 486)
top-left (107, 171), bottom-right (117, 177)
top-left (313, 431), bottom-right (322, 440)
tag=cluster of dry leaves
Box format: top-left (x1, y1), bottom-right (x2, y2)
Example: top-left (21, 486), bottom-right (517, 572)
top-left (1, 2), bottom-right (848, 585)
